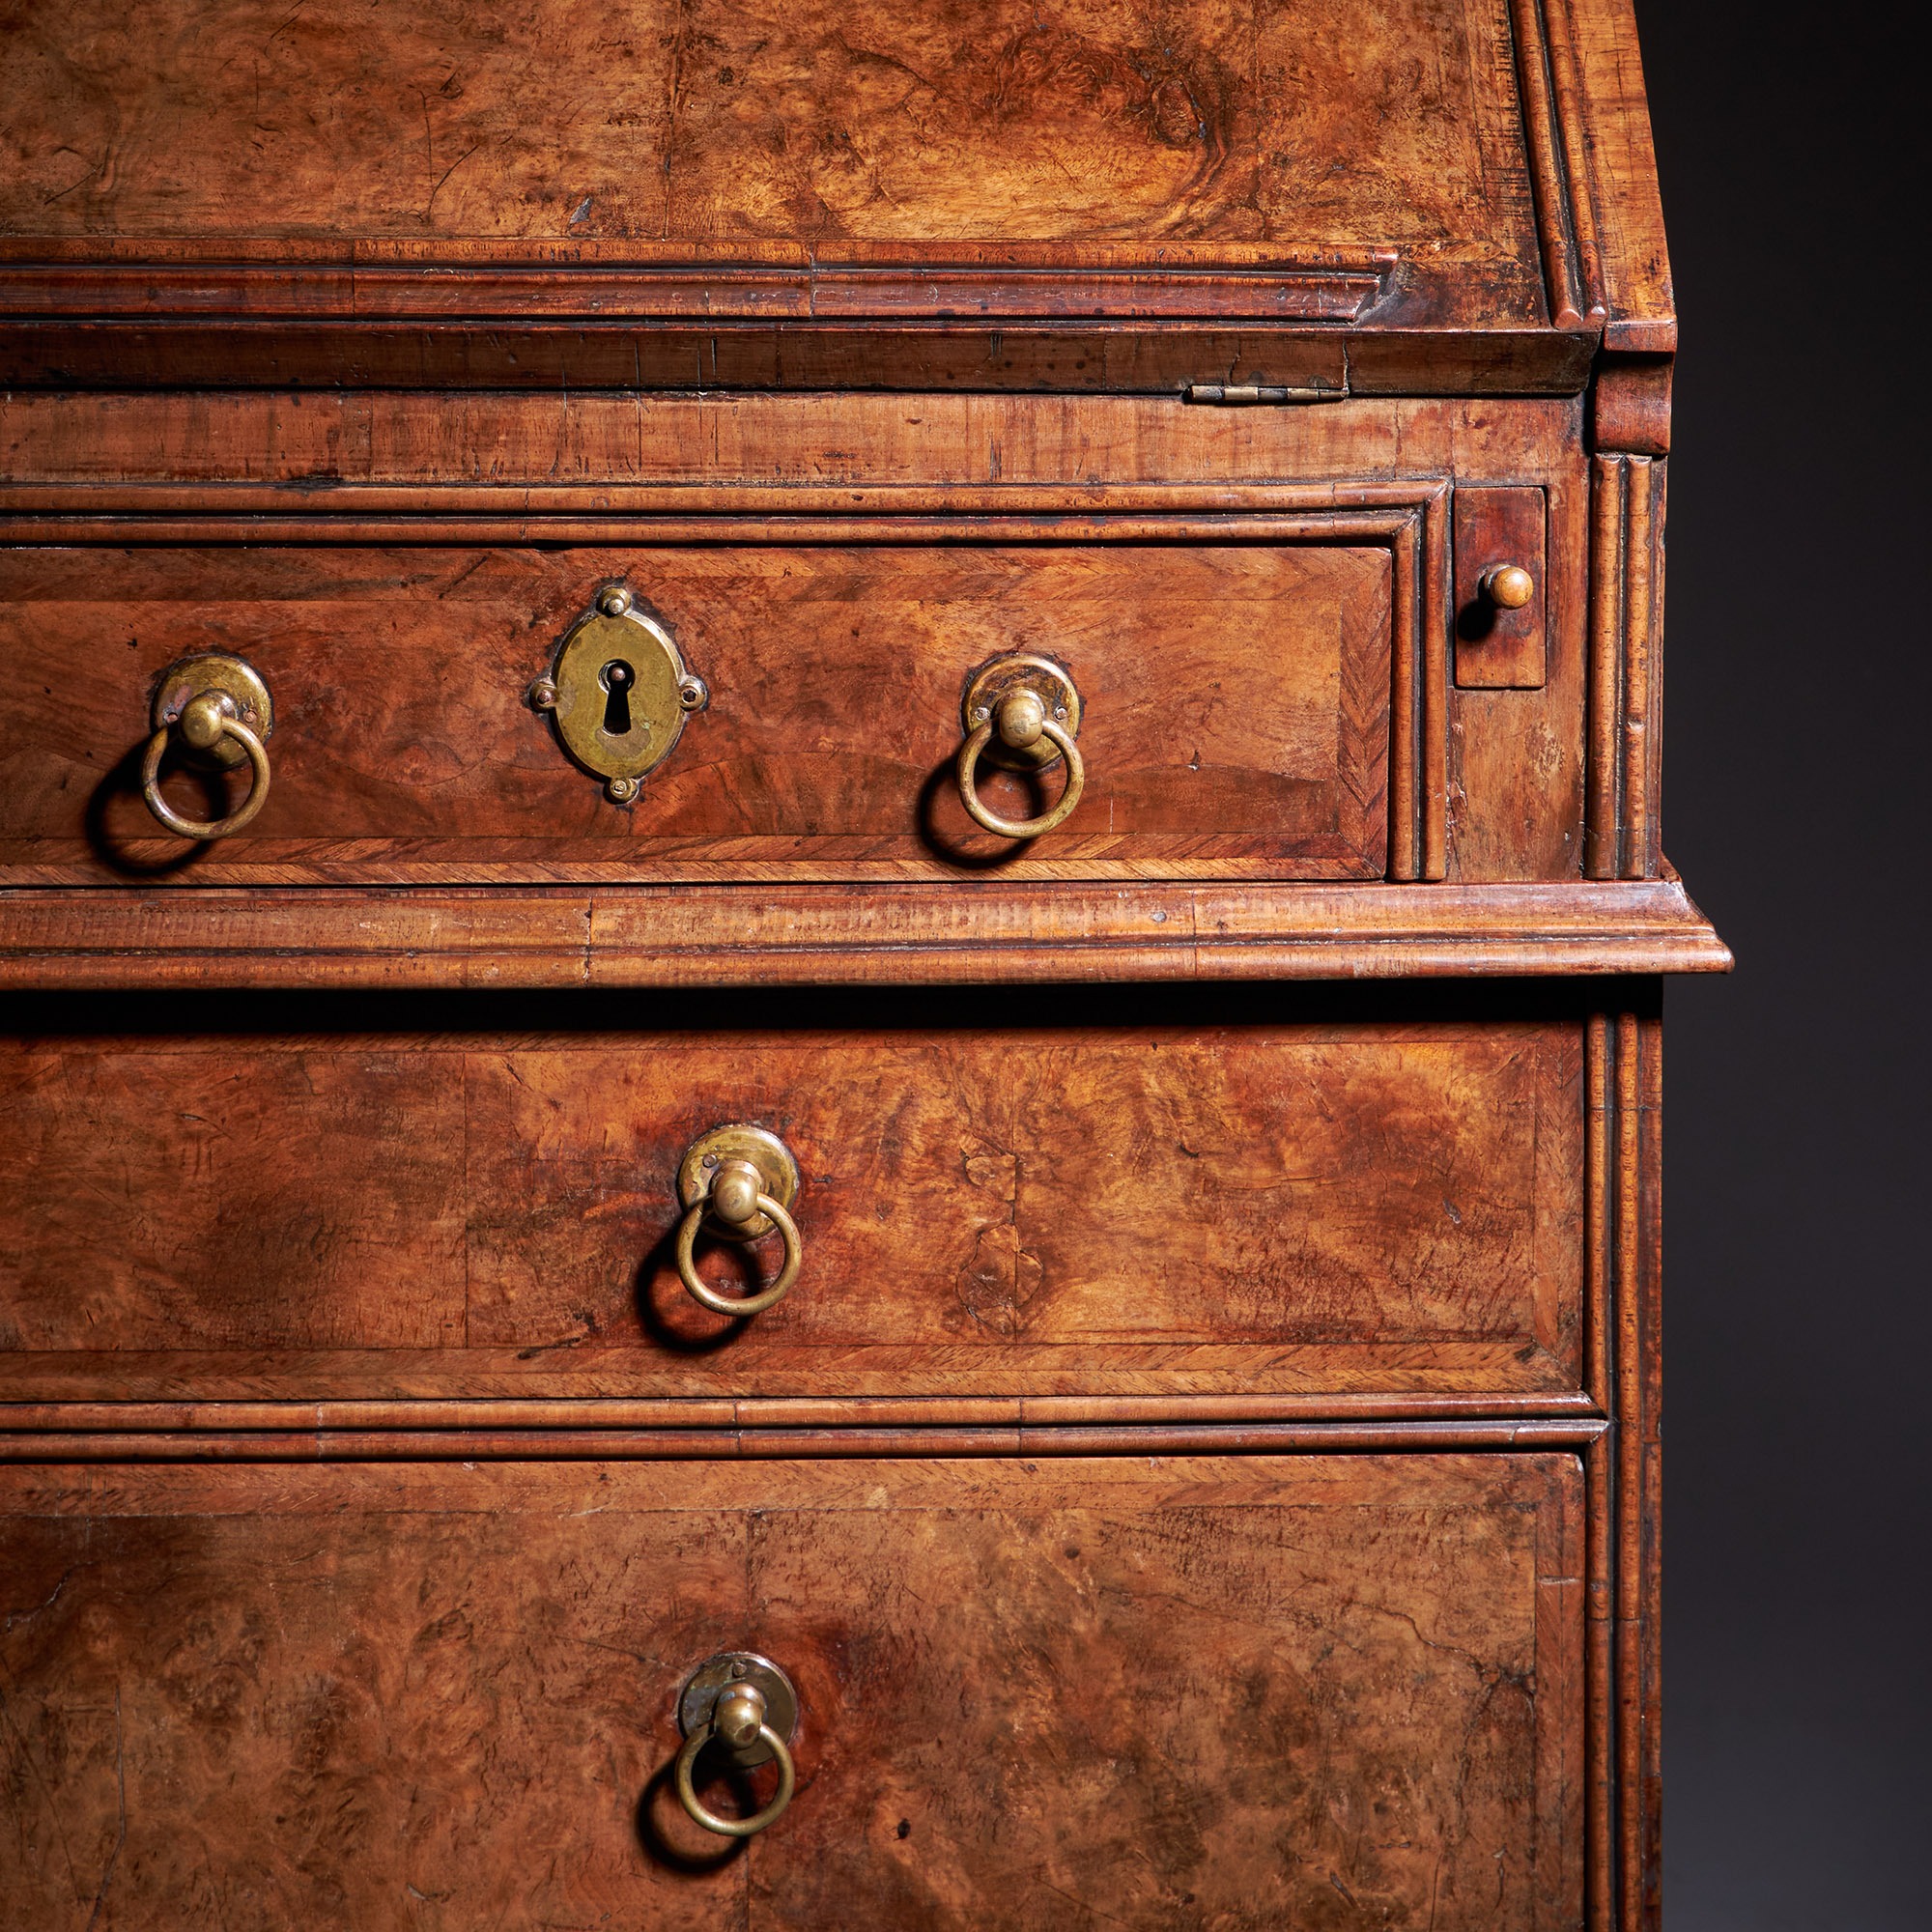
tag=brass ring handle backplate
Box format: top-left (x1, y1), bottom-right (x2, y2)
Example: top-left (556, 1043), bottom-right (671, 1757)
top-left (674, 1125), bottom-right (803, 1318)
top-left (956, 655), bottom-right (1085, 840)
top-left (141, 654), bottom-right (275, 840)
top-left (674, 1652), bottom-right (800, 1839)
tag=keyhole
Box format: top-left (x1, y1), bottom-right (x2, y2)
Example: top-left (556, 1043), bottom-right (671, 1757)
top-left (600, 660), bottom-right (634, 735)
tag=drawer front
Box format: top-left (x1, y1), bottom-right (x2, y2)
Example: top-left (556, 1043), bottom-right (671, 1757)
top-left (0, 1453), bottom-right (1583, 1930)
top-left (0, 533), bottom-right (1391, 884)
top-left (0, 1003), bottom-right (1584, 1405)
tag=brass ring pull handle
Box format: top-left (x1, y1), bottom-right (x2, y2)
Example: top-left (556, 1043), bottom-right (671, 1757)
top-left (141, 709), bottom-right (270, 839)
top-left (674, 1702), bottom-right (796, 1839)
top-left (674, 1183), bottom-right (801, 1317)
top-left (674, 1125), bottom-right (804, 1319)
top-left (140, 655), bottom-right (275, 840)
top-left (674, 1653), bottom-right (800, 1839)
top-left (955, 656), bottom-right (1085, 841)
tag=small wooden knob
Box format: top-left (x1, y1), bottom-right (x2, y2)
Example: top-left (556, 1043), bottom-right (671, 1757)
top-left (1483, 564), bottom-right (1536, 611)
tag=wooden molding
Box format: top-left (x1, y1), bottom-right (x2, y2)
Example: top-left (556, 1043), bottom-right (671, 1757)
top-left (1593, 355), bottom-right (1674, 456)
top-left (0, 252), bottom-right (1392, 325)
top-left (1564, 0), bottom-right (1677, 353)
top-left (1584, 1003), bottom-right (1662, 1931)
top-left (0, 320), bottom-right (1600, 397)
top-left (1515, 0), bottom-right (1595, 328)
top-left (1587, 455), bottom-right (1666, 879)
top-left (0, 1419), bottom-right (1605, 1463)
top-left (0, 878), bottom-right (1730, 989)
top-left (0, 1393), bottom-right (1598, 1433)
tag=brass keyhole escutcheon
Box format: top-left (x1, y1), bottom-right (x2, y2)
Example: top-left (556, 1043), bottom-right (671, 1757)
top-left (528, 584), bottom-right (708, 803)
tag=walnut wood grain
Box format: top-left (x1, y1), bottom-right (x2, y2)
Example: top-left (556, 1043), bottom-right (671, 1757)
top-left (0, 387), bottom-right (1579, 499)
top-left (0, 386), bottom-right (1606, 884)
top-left (1454, 485), bottom-right (1549, 690)
top-left (1586, 455), bottom-right (1666, 880)
top-left (0, 0), bottom-right (1676, 404)
top-left (0, 0), bottom-right (1675, 397)
top-left (0, 1451), bottom-right (1584, 1930)
top-left (0, 0), bottom-right (1667, 398)
top-left (0, 0), bottom-right (1532, 268)
top-left (0, 877), bottom-right (1731, 989)
top-left (0, 1012), bottom-right (1584, 1405)
top-left (0, 532), bottom-right (1395, 886)
top-left (0, 9), bottom-right (1691, 1922)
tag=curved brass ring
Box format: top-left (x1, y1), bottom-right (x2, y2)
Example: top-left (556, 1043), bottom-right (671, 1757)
top-left (955, 714), bottom-right (1084, 839)
top-left (140, 716), bottom-right (271, 840)
top-left (674, 1191), bottom-right (802, 1318)
top-left (673, 1719), bottom-right (796, 1838)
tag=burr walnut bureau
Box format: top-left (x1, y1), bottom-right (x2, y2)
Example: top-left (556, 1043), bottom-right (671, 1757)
top-left (0, 3), bottom-right (1728, 1926)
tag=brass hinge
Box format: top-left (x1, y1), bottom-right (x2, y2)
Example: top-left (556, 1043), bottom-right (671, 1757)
top-left (1183, 381), bottom-right (1349, 406)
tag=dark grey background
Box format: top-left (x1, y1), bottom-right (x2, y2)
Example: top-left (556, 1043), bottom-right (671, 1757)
top-left (1634, 4), bottom-right (1928, 1924)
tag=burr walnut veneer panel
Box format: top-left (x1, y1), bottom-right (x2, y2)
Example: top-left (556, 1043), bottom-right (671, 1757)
top-left (0, 1453), bottom-right (1584, 1932)
top-left (0, 536), bottom-right (1392, 885)
top-left (0, 0), bottom-right (1536, 272)
top-left (0, 1006), bottom-right (1583, 1405)
top-left (0, 0), bottom-right (1673, 390)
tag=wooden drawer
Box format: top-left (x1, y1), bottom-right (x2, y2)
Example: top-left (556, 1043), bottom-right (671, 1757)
top-left (0, 1452), bottom-right (1584, 1930)
top-left (0, 990), bottom-right (1592, 1410)
top-left (0, 527), bottom-right (1394, 885)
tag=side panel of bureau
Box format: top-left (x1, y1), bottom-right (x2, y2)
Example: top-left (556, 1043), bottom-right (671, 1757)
top-left (0, 1453), bottom-right (1583, 1932)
